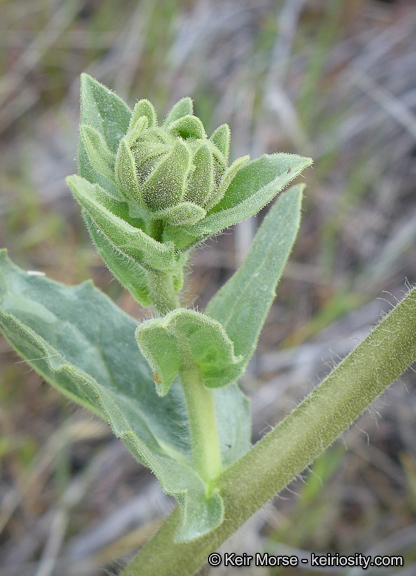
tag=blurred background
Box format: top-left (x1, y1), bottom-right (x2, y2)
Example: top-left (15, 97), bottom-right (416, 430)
top-left (1, 0), bottom-right (416, 574)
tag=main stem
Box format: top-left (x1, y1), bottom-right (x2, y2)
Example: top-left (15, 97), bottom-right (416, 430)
top-left (146, 270), bottom-right (179, 315)
top-left (121, 286), bottom-right (416, 576)
top-left (179, 366), bottom-right (223, 482)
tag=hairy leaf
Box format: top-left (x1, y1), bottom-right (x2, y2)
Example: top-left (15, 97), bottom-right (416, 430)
top-left (207, 184), bottom-right (304, 366)
top-left (80, 73), bottom-right (131, 153)
top-left (67, 175), bottom-right (184, 272)
top-left (164, 154), bottom-right (312, 249)
top-left (83, 212), bottom-right (153, 306)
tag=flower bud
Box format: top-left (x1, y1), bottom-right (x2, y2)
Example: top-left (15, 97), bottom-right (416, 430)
top-left (114, 97), bottom-right (237, 227)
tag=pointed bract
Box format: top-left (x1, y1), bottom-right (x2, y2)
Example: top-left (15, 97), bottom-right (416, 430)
top-left (152, 202), bottom-right (206, 226)
top-left (204, 155), bottom-right (250, 212)
top-left (185, 142), bottom-right (214, 206)
top-left (168, 115), bottom-right (206, 140)
top-left (115, 138), bottom-right (142, 203)
top-left (164, 97), bottom-right (193, 126)
top-left (142, 139), bottom-right (191, 211)
top-left (210, 124), bottom-right (230, 161)
top-left (129, 99), bottom-right (157, 131)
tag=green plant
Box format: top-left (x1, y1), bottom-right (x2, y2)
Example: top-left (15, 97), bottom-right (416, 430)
top-left (0, 75), bottom-right (415, 575)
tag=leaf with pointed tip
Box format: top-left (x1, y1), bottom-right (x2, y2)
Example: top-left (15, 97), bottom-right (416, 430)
top-left (80, 74), bottom-right (131, 153)
top-left (0, 250), bottom-right (250, 542)
top-left (207, 184), bottom-right (304, 368)
top-left (164, 97), bottom-right (193, 126)
top-left (164, 154), bottom-right (312, 249)
top-left (136, 309), bottom-right (244, 397)
top-left (67, 175), bottom-right (183, 272)
top-left (83, 212), bottom-right (153, 306)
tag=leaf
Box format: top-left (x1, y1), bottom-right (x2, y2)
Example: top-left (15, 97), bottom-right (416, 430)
top-left (136, 309), bottom-right (244, 396)
top-left (164, 154), bottom-right (312, 249)
top-left (67, 175), bottom-right (184, 272)
top-left (204, 155), bottom-right (250, 212)
top-left (0, 251), bottom-right (250, 541)
top-left (83, 212), bottom-right (153, 306)
top-left (78, 75), bottom-right (131, 201)
top-left (206, 184), bottom-right (304, 366)
top-left (80, 125), bottom-right (115, 181)
top-left (80, 73), bottom-right (131, 153)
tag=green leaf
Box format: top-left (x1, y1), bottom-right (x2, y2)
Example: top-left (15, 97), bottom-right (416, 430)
top-left (211, 153), bottom-right (311, 213)
top-left (78, 75), bottom-right (131, 201)
top-left (80, 73), bottom-right (131, 153)
top-left (164, 154), bottom-right (312, 249)
top-left (80, 125), bottom-right (115, 181)
top-left (207, 184), bottom-right (304, 365)
top-left (135, 309), bottom-right (244, 396)
top-left (0, 251), bottom-right (250, 541)
top-left (67, 175), bottom-right (184, 272)
top-left (164, 97), bottom-right (193, 127)
top-left (83, 211), bottom-right (153, 306)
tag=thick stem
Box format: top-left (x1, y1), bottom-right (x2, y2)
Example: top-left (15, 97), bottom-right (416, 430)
top-left (121, 286), bottom-right (416, 576)
top-left (179, 367), bottom-right (223, 482)
top-left (146, 270), bottom-right (179, 315)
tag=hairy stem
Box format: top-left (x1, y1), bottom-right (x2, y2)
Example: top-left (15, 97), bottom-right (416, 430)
top-left (146, 270), bottom-right (179, 315)
top-left (121, 286), bottom-right (416, 576)
top-left (179, 366), bottom-right (223, 482)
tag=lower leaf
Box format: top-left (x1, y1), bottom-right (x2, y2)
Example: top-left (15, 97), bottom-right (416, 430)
top-left (0, 251), bottom-right (250, 541)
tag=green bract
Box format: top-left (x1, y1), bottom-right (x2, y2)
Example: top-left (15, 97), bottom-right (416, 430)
top-left (67, 74), bottom-right (313, 308)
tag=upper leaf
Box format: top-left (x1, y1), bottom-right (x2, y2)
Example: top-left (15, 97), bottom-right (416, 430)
top-left (164, 154), bottom-right (312, 249)
top-left (207, 184), bottom-right (304, 367)
top-left (0, 251), bottom-right (250, 541)
top-left (80, 73), bottom-right (132, 153)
